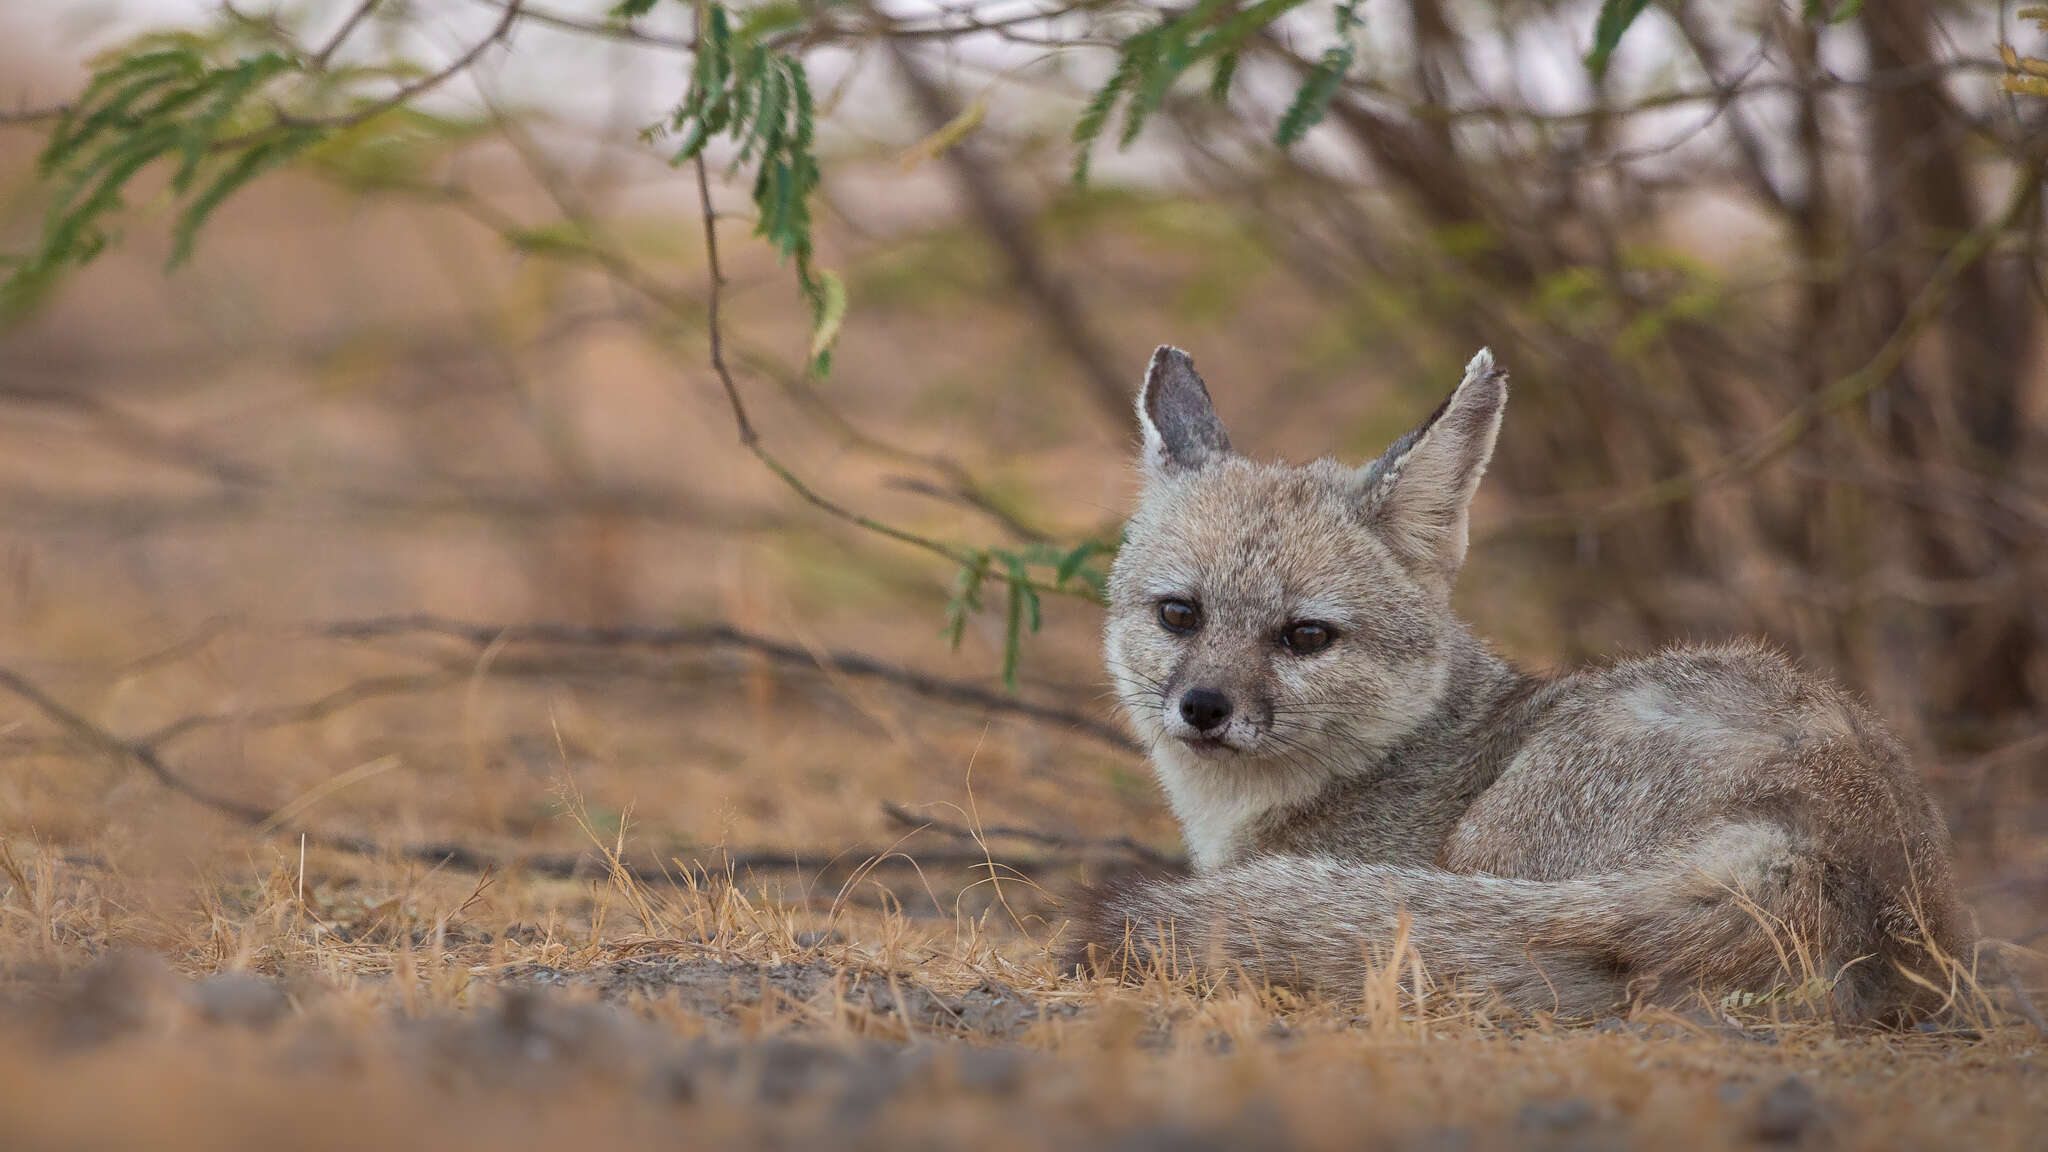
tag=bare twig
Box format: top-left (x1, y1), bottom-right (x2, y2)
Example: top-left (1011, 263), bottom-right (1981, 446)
top-left (216, 0), bottom-right (524, 149)
top-left (881, 800), bottom-right (1182, 871)
top-left (138, 672), bottom-right (458, 747)
top-left (692, 151), bottom-right (755, 447)
top-left (0, 667), bottom-right (267, 824)
top-left (0, 382), bottom-right (263, 486)
top-left (0, 104), bottom-right (68, 127)
top-left (464, 0), bottom-right (1099, 52)
top-left (318, 614), bottom-right (1140, 753)
top-left (687, 152), bottom-right (1096, 603)
top-left (0, 663), bottom-right (1136, 887)
top-left (311, 0), bottom-right (385, 68)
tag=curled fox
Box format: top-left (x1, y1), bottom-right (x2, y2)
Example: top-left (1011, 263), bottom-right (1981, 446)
top-left (1069, 345), bottom-right (1966, 1023)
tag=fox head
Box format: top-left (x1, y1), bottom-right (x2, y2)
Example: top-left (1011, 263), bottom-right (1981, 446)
top-left (1104, 346), bottom-right (1508, 807)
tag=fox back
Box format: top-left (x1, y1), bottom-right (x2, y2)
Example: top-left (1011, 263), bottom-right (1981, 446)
top-left (1083, 346), bottom-right (1966, 1023)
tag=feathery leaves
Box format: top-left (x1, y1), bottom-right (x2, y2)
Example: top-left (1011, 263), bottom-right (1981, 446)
top-left (3, 35), bottom-right (314, 317)
top-left (1072, 0), bottom-right (1361, 182)
top-left (650, 1), bottom-right (839, 373)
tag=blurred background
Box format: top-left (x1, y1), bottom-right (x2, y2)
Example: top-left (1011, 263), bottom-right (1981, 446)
top-left (0, 0), bottom-right (2042, 955)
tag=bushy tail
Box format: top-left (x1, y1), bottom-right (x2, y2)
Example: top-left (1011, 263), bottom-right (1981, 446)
top-left (1066, 823), bottom-right (1958, 1022)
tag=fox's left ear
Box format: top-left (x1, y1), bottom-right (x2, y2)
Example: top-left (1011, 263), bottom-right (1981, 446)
top-left (1136, 345), bottom-right (1232, 477)
top-left (1359, 349), bottom-right (1507, 591)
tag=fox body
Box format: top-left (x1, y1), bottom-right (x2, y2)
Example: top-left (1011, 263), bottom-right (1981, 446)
top-left (1077, 346), bottom-right (1965, 1022)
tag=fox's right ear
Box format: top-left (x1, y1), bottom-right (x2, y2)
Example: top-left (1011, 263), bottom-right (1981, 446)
top-left (1137, 345), bottom-right (1232, 476)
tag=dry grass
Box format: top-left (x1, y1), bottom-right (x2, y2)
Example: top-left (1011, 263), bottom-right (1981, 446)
top-left (1, 827), bottom-right (2045, 1152)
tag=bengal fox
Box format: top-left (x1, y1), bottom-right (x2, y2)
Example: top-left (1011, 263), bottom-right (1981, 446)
top-left (1070, 346), bottom-right (1966, 1023)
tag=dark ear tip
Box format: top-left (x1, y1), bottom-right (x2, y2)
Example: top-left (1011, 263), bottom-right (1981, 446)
top-left (1149, 344), bottom-right (1193, 372)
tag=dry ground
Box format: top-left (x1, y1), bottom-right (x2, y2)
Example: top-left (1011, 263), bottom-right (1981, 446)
top-left (2, 86), bottom-right (2046, 1149)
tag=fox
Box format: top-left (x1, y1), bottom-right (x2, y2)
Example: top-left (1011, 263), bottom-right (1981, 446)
top-left (1067, 345), bottom-right (1969, 1024)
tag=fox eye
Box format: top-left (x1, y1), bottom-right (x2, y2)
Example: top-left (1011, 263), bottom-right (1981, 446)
top-left (1281, 621), bottom-right (1336, 654)
top-left (1158, 599), bottom-right (1202, 635)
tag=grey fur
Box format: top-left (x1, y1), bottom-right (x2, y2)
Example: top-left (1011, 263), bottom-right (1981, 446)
top-left (1081, 347), bottom-right (1965, 1024)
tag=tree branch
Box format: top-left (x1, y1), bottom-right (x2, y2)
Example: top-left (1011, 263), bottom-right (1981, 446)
top-left (687, 152), bottom-right (1098, 603)
top-left (215, 0), bottom-right (523, 150)
top-left (881, 800), bottom-right (1181, 872)
top-left (311, 0), bottom-right (385, 68)
top-left (318, 613), bottom-right (1139, 753)
top-left (1501, 164), bottom-right (2045, 539)
top-left (0, 663), bottom-right (1140, 888)
top-left (887, 35), bottom-right (1135, 432)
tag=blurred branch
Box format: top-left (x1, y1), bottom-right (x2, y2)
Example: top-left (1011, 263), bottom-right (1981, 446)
top-left (137, 673), bottom-right (458, 747)
top-left (0, 382), bottom-right (263, 486)
top-left (318, 613), bottom-right (1140, 753)
top-left (687, 151), bottom-right (1102, 606)
top-left (468, 0), bottom-right (693, 50)
top-left (1506, 164), bottom-right (2045, 539)
top-left (0, 484), bottom-right (738, 532)
top-left (465, 0), bottom-right (1101, 51)
top-left (0, 667), bottom-right (268, 824)
top-left (0, 663), bottom-right (1137, 886)
top-left (0, 104), bottom-right (67, 127)
top-left (310, 0), bottom-right (384, 68)
top-left (219, 0), bottom-right (524, 149)
top-left (881, 800), bottom-right (1182, 871)
top-left (1380, 59), bottom-right (2007, 129)
top-left (1669, 4), bottom-right (1788, 210)
top-left (887, 36), bottom-right (1135, 432)
top-left (2, 613), bottom-right (1142, 756)
top-left (360, 106), bottom-right (1101, 610)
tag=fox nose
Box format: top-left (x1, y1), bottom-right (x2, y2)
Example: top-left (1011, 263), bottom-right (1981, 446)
top-left (1179, 688), bottom-right (1233, 732)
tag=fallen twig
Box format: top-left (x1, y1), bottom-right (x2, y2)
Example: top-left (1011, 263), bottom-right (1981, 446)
top-left (0, 663), bottom-right (1150, 889)
top-left (881, 800), bottom-right (1182, 872)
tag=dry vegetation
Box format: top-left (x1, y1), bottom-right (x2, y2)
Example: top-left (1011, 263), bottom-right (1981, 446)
top-left (2, 1), bottom-right (2047, 1148)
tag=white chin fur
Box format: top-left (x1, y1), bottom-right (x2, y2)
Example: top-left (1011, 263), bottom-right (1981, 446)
top-left (1148, 740), bottom-right (1332, 871)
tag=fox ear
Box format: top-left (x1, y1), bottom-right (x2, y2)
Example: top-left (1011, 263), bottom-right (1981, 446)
top-left (1137, 345), bottom-right (1232, 476)
top-left (1359, 349), bottom-right (1507, 589)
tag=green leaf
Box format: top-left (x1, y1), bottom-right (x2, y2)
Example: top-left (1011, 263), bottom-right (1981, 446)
top-left (1585, 0), bottom-right (1653, 79)
top-left (1074, 0), bottom-right (1326, 182)
top-left (1000, 569), bottom-right (1024, 690)
top-left (651, 6), bottom-right (831, 372)
top-left (943, 553), bottom-right (991, 650)
top-left (1800, 0), bottom-right (1861, 21)
top-left (784, 57), bottom-right (814, 150)
top-left (1208, 51), bottom-right (1238, 102)
top-left (1112, 34), bottom-right (1168, 149)
top-left (1275, 44), bottom-right (1351, 147)
top-left (670, 115), bottom-right (713, 163)
top-left (1055, 540), bottom-right (1100, 585)
top-left (1001, 580), bottom-right (1023, 689)
top-left (708, 5), bottom-right (732, 66)
top-left (611, 0), bottom-right (661, 16)
top-left (174, 53), bottom-right (294, 190)
top-left (807, 268), bottom-right (847, 364)
top-left (42, 52), bottom-right (198, 172)
top-left (1196, 0), bottom-right (1312, 54)
top-left (169, 126), bottom-right (320, 265)
top-left (734, 0), bottom-right (808, 43)
top-left (731, 42), bottom-right (767, 128)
